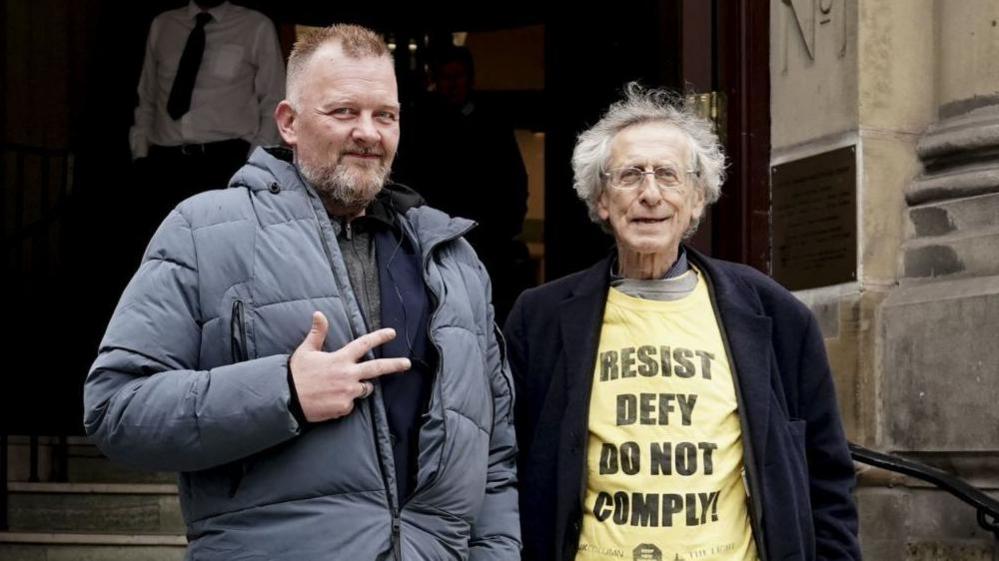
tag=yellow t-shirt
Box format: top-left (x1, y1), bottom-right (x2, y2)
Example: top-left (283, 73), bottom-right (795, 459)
top-left (576, 273), bottom-right (758, 561)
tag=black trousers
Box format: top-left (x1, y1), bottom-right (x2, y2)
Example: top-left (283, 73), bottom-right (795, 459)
top-left (133, 138), bottom-right (249, 241)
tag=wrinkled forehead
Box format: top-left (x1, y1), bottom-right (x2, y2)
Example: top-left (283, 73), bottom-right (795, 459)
top-left (608, 122), bottom-right (694, 167)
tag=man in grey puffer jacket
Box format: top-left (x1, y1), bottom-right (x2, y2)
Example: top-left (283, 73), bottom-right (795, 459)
top-left (83, 24), bottom-right (519, 561)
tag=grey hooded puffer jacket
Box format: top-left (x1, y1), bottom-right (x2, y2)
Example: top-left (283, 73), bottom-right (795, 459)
top-left (83, 148), bottom-right (520, 561)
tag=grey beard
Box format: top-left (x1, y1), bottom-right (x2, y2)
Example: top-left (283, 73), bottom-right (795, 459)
top-left (299, 158), bottom-right (391, 215)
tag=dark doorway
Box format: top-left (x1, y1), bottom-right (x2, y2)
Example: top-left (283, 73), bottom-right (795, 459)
top-left (2, 0), bottom-right (769, 435)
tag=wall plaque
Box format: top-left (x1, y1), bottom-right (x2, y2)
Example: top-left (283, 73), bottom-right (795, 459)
top-left (771, 146), bottom-right (856, 290)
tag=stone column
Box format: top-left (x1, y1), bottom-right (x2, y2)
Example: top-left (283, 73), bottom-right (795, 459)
top-left (876, 1), bottom-right (999, 558)
top-left (769, 0), bottom-right (999, 558)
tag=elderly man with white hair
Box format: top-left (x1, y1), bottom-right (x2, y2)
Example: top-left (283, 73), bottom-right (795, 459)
top-left (505, 83), bottom-right (860, 561)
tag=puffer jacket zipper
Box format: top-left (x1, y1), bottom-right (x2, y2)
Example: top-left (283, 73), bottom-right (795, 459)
top-left (312, 210), bottom-right (404, 558)
top-left (311, 197), bottom-right (476, 559)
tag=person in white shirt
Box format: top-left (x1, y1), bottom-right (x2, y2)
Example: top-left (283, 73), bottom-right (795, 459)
top-left (130, 0), bottom-right (285, 218)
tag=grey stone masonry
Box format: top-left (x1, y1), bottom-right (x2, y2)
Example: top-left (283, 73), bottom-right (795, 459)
top-left (903, 104), bottom-right (999, 282)
top-left (6, 483), bottom-right (184, 535)
top-left (878, 101), bottom-right (999, 560)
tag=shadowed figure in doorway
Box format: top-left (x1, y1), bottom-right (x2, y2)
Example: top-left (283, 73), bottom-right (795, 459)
top-left (394, 44), bottom-right (531, 324)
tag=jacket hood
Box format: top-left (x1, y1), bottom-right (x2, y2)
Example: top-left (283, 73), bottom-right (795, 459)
top-left (231, 146), bottom-right (475, 248)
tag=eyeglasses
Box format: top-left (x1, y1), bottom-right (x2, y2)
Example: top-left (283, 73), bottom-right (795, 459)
top-left (601, 165), bottom-right (699, 191)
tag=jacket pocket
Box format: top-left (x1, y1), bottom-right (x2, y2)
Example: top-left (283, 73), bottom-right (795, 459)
top-left (230, 299), bottom-right (249, 363)
top-left (225, 288), bottom-right (257, 364)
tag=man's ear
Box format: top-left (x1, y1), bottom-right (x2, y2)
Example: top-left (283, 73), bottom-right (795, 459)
top-left (691, 187), bottom-right (706, 222)
top-left (275, 100), bottom-right (297, 146)
top-left (597, 189), bottom-right (611, 222)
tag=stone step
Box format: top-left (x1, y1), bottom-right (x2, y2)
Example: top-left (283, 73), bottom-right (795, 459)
top-left (65, 447), bottom-right (175, 484)
top-left (0, 532), bottom-right (185, 561)
top-left (5, 483), bottom-right (184, 535)
top-left (908, 192), bottom-right (999, 238)
top-left (901, 225), bottom-right (999, 280)
top-left (6, 436), bottom-right (173, 484)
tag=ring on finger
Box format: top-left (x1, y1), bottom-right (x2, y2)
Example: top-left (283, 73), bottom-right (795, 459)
top-left (358, 381), bottom-right (374, 399)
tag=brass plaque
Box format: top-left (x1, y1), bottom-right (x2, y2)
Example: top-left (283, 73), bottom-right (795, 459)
top-left (771, 146), bottom-right (856, 291)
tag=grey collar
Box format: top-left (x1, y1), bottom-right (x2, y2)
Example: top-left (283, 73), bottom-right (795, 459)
top-left (610, 247), bottom-right (698, 301)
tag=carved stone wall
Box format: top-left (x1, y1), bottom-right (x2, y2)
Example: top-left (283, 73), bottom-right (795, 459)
top-left (771, 1), bottom-right (996, 559)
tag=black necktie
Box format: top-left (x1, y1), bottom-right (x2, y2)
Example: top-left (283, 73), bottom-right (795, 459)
top-left (167, 12), bottom-right (213, 120)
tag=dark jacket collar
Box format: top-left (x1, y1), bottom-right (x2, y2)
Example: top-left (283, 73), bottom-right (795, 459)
top-left (236, 146), bottom-right (428, 238)
top-left (236, 146), bottom-right (426, 211)
top-left (232, 146), bottom-right (473, 260)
